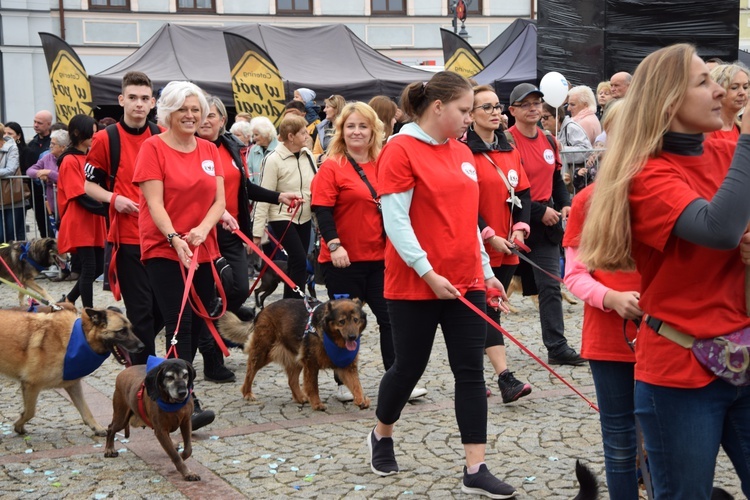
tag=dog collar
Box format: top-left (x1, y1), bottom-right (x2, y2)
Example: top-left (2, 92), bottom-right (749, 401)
top-left (19, 241), bottom-right (46, 272)
top-left (63, 318), bottom-right (110, 381)
top-left (322, 330), bottom-right (360, 368)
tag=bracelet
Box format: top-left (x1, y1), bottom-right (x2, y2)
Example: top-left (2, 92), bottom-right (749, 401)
top-left (166, 232), bottom-right (180, 247)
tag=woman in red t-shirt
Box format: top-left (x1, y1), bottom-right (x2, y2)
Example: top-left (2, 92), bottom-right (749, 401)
top-left (311, 102), bottom-right (427, 403)
top-left (580, 44), bottom-right (750, 498)
top-left (57, 114), bottom-right (106, 308)
top-left (366, 71), bottom-right (516, 499)
top-left (707, 63), bottom-right (749, 143)
top-left (462, 85), bottom-right (532, 404)
top-left (134, 81), bottom-right (230, 428)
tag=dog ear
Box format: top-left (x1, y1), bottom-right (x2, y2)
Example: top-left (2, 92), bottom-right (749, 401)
top-left (106, 305), bottom-right (124, 314)
top-left (84, 308), bottom-right (108, 326)
top-left (185, 360), bottom-right (196, 389)
top-left (144, 365), bottom-right (162, 401)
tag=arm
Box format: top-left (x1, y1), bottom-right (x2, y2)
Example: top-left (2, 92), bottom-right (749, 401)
top-left (551, 167), bottom-right (571, 211)
top-left (672, 135), bottom-right (750, 249)
top-left (245, 179), bottom-right (281, 205)
top-left (26, 154), bottom-right (48, 178)
top-left (312, 205), bottom-right (338, 243)
top-left (0, 144), bottom-right (19, 177)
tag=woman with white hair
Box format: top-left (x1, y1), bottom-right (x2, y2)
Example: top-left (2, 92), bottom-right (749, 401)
top-left (247, 116), bottom-right (278, 185)
top-left (133, 81), bottom-right (232, 428)
top-left (27, 128), bottom-right (69, 221)
top-left (567, 85), bottom-right (602, 145)
top-left (229, 120), bottom-right (253, 146)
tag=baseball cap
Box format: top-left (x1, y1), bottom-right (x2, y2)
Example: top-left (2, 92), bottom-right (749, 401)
top-left (509, 83), bottom-right (544, 106)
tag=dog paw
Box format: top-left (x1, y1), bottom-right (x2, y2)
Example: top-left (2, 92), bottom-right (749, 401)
top-left (242, 392), bottom-right (257, 401)
top-left (93, 428), bottom-right (108, 437)
top-left (184, 472), bottom-right (201, 481)
top-left (356, 397), bottom-right (371, 409)
top-left (312, 403), bottom-right (327, 411)
top-left (13, 425), bottom-right (26, 435)
top-left (104, 450), bottom-right (119, 458)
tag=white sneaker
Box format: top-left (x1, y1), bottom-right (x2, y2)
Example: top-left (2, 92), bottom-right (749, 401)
top-left (409, 387), bottom-right (427, 400)
top-left (335, 385), bottom-right (354, 402)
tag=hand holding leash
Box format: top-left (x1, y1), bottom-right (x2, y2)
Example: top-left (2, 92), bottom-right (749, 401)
top-left (112, 194), bottom-right (139, 214)
top-left (602, 290), bottom-right (643, 321)
top-left (220, 210), bottom-right (239, 231)
top-left (488, 235), bottom-right (513, 255)
top-left (278, 192), bottom-right (303, 207)
top-left (485, 276), bottom-right (510, 314)
top-left (423, 270), bottom-right (460, 299)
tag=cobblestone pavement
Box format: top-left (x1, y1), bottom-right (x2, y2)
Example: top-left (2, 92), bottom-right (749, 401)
top-left (0, 274), bottom-right (743, 498)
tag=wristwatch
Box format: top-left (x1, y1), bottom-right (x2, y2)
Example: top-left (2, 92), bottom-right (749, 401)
top-left (327, 241), bottom-right (341, 252)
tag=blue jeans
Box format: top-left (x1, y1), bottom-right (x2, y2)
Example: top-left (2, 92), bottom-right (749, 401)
top-left (589, 360), bottom-right (638, 500)
top-left (0, 206), bottom-right (25, 243)
top-left (635, 379), bottom-right (750, 499)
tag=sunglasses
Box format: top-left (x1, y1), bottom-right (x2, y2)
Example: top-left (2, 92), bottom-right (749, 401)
top-left (473, 103), bottom-right (504, 114)
top-left (540, 114), bottom-right (553, 120)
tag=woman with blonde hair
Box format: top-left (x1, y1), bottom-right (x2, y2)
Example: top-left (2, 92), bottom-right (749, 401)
top-left (580, 43), bottom-right (750, 498)
top-left (595, 81), bottom-right (612, 116)
top-left (310, 94), bottom-right (346, 160)
top-left (708, 62), bottom-right (749, 142)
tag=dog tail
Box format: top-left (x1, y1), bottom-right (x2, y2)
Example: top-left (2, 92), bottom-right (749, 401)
top-left (572, 460), bottom-right (598, 500)
top-left (217, 311), bottom-right (253, 346)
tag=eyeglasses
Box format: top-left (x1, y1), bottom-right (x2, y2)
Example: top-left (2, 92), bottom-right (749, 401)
top-left (511, 101), bottom-right (543, 111)
top-left (540, 114), bottom-right (552, 120)
top-left (473, 103), bottom-right (504, 114)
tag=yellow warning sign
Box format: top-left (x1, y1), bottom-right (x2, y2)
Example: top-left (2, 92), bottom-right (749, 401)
top-left (445, 48), bottom-right (484, 78)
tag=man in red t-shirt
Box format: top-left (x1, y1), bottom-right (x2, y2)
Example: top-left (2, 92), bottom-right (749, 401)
top-left (507, 83), bottom-right (583, 366)
top-left (83, 72), bottom-right (163, 366)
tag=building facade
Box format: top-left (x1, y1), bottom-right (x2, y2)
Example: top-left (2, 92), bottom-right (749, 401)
top-left (1, 0), bottom-right (531, 129)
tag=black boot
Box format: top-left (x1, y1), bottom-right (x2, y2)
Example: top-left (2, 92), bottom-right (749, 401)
top-left (202, 347), bottom-right (235, 383)
top-left (191, 395), bottom-right (215, 431)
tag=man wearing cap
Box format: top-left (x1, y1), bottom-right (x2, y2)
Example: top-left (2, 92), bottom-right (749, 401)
top-left (507, 83), bottom-right (584, 366)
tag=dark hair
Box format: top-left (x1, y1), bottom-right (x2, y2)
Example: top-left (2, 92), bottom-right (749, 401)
top-left (122, 71), bottom-right (153, 94)
top-left (98, 117), bottom-right (117, 130)
top-left (4, 121), bottom-right (25, 145)
top-left (399, 71), bottom-right (473, 119)
top-left (50, 122), bottom-right (68, 132)
top-left (67, 114), bottom-right (97, 147)
top-left (285, 100), bottom-right (306, 114)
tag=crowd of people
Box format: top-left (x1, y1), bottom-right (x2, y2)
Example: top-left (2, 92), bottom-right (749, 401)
top-left (2, 42), bottom-right (749, 498)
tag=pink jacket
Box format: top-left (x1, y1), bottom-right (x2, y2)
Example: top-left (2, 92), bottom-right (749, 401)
top-left (572, 108), bottom-right (601, 146)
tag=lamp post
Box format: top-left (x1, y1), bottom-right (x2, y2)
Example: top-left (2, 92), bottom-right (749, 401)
top-left (450, 0), bottom-right (474, 39)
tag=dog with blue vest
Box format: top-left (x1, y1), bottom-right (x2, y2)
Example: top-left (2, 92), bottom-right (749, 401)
top-left (219, 297), bottom-right (369, 411)
top-left (0, 237), bottom-right (67, 306)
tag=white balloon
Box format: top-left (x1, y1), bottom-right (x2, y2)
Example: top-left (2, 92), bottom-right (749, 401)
top-left (539, 72), bottom-right (569, 108)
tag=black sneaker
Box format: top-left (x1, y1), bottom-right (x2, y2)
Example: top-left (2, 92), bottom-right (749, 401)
top-left (548, 348), bottom-right (586, 366)
top-left (462, 464), bottom-right (516, 499)
top-left (367, 428), bottom-right (398, 476)
top-left (191, 396), bottom-right (215, 431)
top-left (497, 370), bottom-right (532, 404)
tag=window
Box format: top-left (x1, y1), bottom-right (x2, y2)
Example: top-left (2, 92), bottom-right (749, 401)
top-left (449, 0), bottom-right (482, 16)
top-left (372, 0), bottom-right (405, 15)
top-left (276, 0), bottom-right (312, 14)
top-left (176, 0), bottom-right (215, 11)
top-left (89, 0), bottom-right (129, 9)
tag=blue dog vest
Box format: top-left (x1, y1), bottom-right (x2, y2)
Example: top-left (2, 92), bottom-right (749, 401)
top-left (322, 332), bottom-right (360, 368)
top-left (63, 319), bottom-right (110, 381)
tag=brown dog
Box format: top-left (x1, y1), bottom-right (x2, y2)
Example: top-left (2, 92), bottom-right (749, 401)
top-left (0, 238), bottom-right (67, 306)
top-left (220, 298), bottom-right (369, 411)
top-left (0, 307), bottom-right (143, 435)
top-left (105, 358), bottom-right (199, 481)
top-left (505, 275), bottom-right (578, 313)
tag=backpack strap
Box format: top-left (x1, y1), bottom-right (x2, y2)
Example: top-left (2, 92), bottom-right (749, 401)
top-left (106, 121), bottom-right (160, 191)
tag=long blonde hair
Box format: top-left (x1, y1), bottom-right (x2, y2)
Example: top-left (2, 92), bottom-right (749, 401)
top-left (579, 43), bottom-right (697, 271)
top-left (326, 102), bottom-right (384, 163)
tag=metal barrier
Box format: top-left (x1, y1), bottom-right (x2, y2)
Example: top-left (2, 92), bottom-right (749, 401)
top-left (558, 147), bottom-right (606, 193)
top-left (0, 175), bottom-right (58, 243)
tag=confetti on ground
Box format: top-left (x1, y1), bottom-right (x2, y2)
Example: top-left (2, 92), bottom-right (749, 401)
top-left (92, 444), bottom-right (103, 448)
top-left (232, 460), bottom-right (241, 464)
top-left (151, 478), bottom-right (161, 483)
top-left (71, 471), bottom-right (80, 475)
top-left (209, 436), bottom-right (220, 440)
top-left (22, 468), bottom-right (34, 474)
top-left (277, 457), bottom-right (286, 462)
top-left (269, 470), bottom-right (277, 475)
top-left (94, 494), bottom-right (108, 499)
top-left (51, 482), bottom-right (61, 487)
top-left (261, 454), bottom-right (272, 459)
top-left (117, 448), bottom-right (127, 453)
top-left (292, 485), bottom-right (300, 490)
top-left (269, 463), bottom-right (278, 469)
top-left (24, 449), bottom-right (32, 454)
top-left (290, 466), bottom-right (300, 472)
top-left (403, 491), bottom-right (414, 495)
top-left (548, 456), bottom-right (559, 461)
top-left (44, 471), bottom-right (55, 476)
top-left (354, 485), bottom-right (366, 491)
top-left (524, 476), bottom-right (536, 482)
top-left (304, 474), bottom-right (315, 482)
top-left (313, 454), bottom-right (321, 460)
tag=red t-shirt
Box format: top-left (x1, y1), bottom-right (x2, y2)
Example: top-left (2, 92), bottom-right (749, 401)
top-left (508, 126), bottom-right (560, 202)
top-left (217, 143), bottom-right (244, 219)
top-left (629, 139), bottom-right (750, 388)
top-left (85, 123), bottom-right (162, 245)
top-left (311, 156), bottom-right (385, 263)
top-left (563, 185), bottom-right (639, 362)
top-left (707, 126), bottom-right (740, 143)
top-left (132, 136), bottom-right (224, 263)
top-left (378, 135), bottom-right (484, 300)
top-left (57, 154), bottom-right (107, 254)
top-left (475, 148), bottom-right (530, 267)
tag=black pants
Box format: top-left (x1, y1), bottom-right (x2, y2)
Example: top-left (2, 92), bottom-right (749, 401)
top-left (376, 291), bottom-right (488, 444)
top-left (217, 226), bottom-right (249, 313)
top-left (322, 260), bottom-right (394, 370)
top-left (30, 179), bottom-right (50, 238)
top-left (145, 258), bottom-right (216, 364)
top-left (268, 220), bottom-right (311, 299)
top-left (117, 244), bottom-right (164, 365)
top-left (66, 246), bottom-right (104, 308)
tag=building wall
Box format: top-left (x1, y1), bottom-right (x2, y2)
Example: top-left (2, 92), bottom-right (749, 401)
top-left (741, 0), bottom-right (750, 50)
top-left (0, 0), bottom-right (528, 128)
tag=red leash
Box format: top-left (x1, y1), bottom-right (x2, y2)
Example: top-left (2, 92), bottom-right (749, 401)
top-left (233, 228), bottom-right (304, 298)
top-left (166, 244), bottom-right (230, 359)
top-left (247, 203), bottom-right (301, 297)
top-left (457, 294), bottom-right (599, 412)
